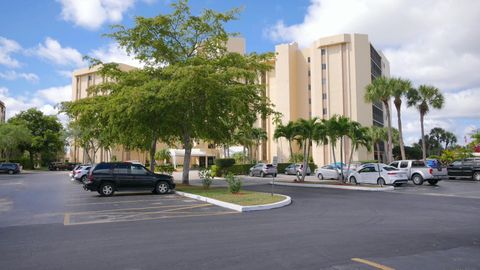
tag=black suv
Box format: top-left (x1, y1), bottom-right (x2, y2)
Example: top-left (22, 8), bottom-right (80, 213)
top-left (0, 163), bottom-right (21, 174)
top-left (447, 158), bottom-right (480, 181)
top-left (84, 162), bottom-right (176, 196)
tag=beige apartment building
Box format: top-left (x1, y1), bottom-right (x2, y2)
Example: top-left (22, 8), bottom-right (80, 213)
top-left (68, 39), bottom-right (247, 166)
top-left (0, 100), bottom-right (5, 123)
top-left (258, 33), bottom-right (389, 165)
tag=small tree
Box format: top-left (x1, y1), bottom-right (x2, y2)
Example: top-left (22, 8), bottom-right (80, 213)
top-left (155, 148), bottom-right (171, 165)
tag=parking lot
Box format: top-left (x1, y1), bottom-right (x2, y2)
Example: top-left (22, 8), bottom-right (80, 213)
top-left (0, 171), bottom-right (237, 228)
top-left (1, 171), bottom-right (480, 270)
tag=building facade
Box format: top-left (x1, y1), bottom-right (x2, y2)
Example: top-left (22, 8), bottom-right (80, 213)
top-left (69, 38), bottom-right (247, 166)
top-left (0, 100), bottom-right (5, 123)
top-left (259, 33), bottom-right (389, 165)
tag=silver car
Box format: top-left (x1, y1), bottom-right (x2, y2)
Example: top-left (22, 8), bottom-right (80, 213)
top-left (249, 163), bottom-right (277, 177)
top-left (284, 163), bottom-right (311, 176)
top-left (72, 165), bottom-right (92, 182)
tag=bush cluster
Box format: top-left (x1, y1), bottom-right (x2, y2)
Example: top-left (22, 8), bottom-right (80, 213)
top-left (155, 164), bottom-right (175, 175)
top-left (198, 168), bottom-right (214, 189)
top-left (225, 173), bottom-right (242, 193)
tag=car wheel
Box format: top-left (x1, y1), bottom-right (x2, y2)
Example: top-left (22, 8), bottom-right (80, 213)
top-left (249, 171), bottom-right (253, 177)
top-left (317, 173), bottom-right (323, 180)
top-left (99, 183), bottom-right (115, 197)
top-left (412, 174), bottom-right (424, 185)
top-left (81, 175), bottom-right (87, 183)
top-left (350, 176), bottom-right (357, 185)
top-left (473, 172), bottom-right (480, 181)
top-left (155, 181), bottom-right (170, 194)
top-left (260, 172), bottom-right (265, 178)
top-left (427, 179), bottom-right (438, 185)
top-left (8, 170), bottom-right (14, 175)
top-left (377, 178), bottom-right (386, 186)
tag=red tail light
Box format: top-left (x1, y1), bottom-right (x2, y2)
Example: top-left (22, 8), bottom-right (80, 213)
top-left (429, 168), bottom-right (433, 175)
top-left (87, 172), bottom-right (94, 183)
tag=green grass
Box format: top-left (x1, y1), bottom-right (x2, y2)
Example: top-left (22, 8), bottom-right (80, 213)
top-left (176, 184), bottom-right (285, 206)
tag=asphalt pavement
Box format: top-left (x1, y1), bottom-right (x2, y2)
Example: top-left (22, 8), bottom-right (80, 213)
top-left (0, 171), bottom-right (479, 270)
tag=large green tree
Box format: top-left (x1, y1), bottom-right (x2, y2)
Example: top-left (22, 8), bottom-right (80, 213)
top-left (365, 77), bottom-right (394, 163)
top-left (8, 108), bottom-right (64, 167)
top-left (407, 85), bottom-right (445, 161)
top-left (0, 123), bottom-right (32, 161)
top-left (90, 0), bottom-right (274, 184)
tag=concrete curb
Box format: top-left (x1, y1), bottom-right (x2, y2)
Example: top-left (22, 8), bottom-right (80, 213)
top-left (271, 181), bottom-right (394, 191)
top-left (175, 191), bottom-right (291, 212)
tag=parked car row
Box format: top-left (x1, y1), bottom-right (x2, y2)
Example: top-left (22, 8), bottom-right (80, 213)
top-left (49, 162), bottom-right (79, 171)
top-left (68, 162), bottom-right (176, 197)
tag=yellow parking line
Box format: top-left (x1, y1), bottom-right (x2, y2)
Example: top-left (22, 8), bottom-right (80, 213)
top-left (65, 211), bottom-right (238, 226)
top-left (63, 213), bottom-right (70, 225)
top-left (351, 258), bottom-right (395, 270)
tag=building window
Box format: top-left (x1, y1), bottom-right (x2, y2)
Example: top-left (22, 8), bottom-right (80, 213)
top-left (321, 49), bottom-right (326, 55)
top-left (322, 93), bottom-right (327, 99)
top-left (307, 57), bottom-right (311, 63)
top-left (323, 108), bottom-right (327, 115)
top-left (308, 84), bottom-right (311, 90)
top-left (322, 78), bottom-right (326, 85)
top-left (308, 70), bottom-right (311, 76)
top-left (321, 64), bottom-right (326, 70)
top-left (88, 75), bottom-right (92, 81)
top-left (308, 98), bottom-right (311, 104)
top-left (208, 144), bottom-right (215, 149)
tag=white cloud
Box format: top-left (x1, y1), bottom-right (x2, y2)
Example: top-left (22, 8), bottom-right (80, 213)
top-left (33, 37), bottom-right (84, 67)
top-left (0, 85), bottom-right (71, 120)
top-left (91, 43), bottom-right (143, 68)
top-left (0, 70), bottom-right (39, 82)
top-left (37, 85), bottom-right (71, 104)
top-left (266, 0), bottom-right (480, 145)
top-left (57, 0), bottom-right (137, 30)
top-left (0, 36), bottom-right (22, 68)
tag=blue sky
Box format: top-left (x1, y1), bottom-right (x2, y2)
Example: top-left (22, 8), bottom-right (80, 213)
top-left (0, 0), bottom-right (478, 146)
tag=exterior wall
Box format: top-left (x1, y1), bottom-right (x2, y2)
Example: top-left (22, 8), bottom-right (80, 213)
top-left (264, 33), bottom-right (390, 166)
top-left (0, 100), bottom-right (5, 123)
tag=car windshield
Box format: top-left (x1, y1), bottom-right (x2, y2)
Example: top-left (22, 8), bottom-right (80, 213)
top-left (266, 164), bottom-right (274, 168)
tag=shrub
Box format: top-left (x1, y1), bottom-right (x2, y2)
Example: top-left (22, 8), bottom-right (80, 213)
top-left (228, 164), bottom-right (253, 175)
top-left (210, 165), bottom-right (221, 177)
top-left (155, 164), bottom-right (175, 175)
top-left (214, 158), bottom-right (236, 168)
top-left (226, 173), bottom-right (242, 193)
top-left (198, 168), bottom-right (214, 189)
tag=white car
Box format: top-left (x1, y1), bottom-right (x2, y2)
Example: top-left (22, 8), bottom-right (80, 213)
top-left (315, 165), bottom-right (340, 180)
top-left (348, 163), bottom-right (408, 186)
top-left (72, 165), bottom-right (92, 182)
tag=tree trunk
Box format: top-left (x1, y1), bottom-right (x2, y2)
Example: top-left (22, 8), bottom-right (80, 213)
top-left (182, 134), bottom-right (192, 185)
top-left (340, 136), bottom-right (345, 183)
top-left (395, 100), bottom-right (406, 160)
top-left (29, 152), bottom-right (35, 170)
top-left (347, 140), bottom-right (355, 182)
top-left (420, 113), bottom-right (426, 161)
top-left (149, 137), bottom-right (156, 172)
top-left (376, 143), bottom-right (381, 163)
top-left (331, 141), bottom-right (339, 181)
top-left (384, 101), bottom-right (393, 163)
top-left (288, 140), bottom-right (293, 162)
top-left (298, 139), bottom-right (309, 182)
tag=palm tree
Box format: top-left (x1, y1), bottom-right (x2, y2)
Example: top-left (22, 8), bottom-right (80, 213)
top-left (365, 77), bottom-right (394, 163)
top-left (368, 126), bottom-right (388, 163)
top-left (292, 117), bottom-right (324, 182)
top-left (391, 78), bottom-right (412, 160)
top-left (336, 115), bottom-right (352, 181)
top-left (250, 127), bottom-right (267, 161)
top-left (273, 121), bottom-right (296, 161)
top-left (444, 131), bottom-right (457, 149)
top-left (407, 85), bottom-right (445, 161)
top-left (346, 123), bottom-right (371, 179)
top-left (155, 148), bottom-right (171, 164)
top-left (324, 115), bottom-right (341, 171)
